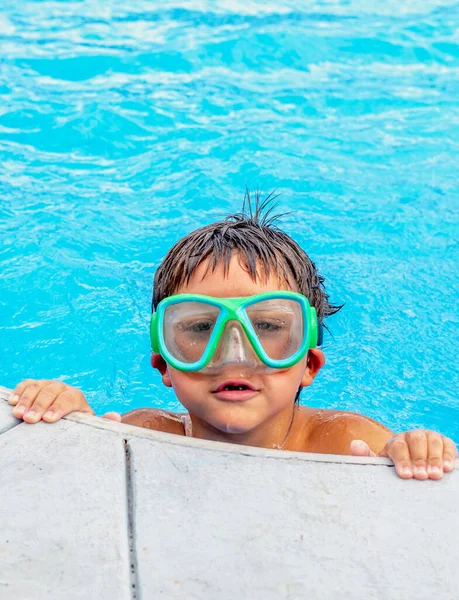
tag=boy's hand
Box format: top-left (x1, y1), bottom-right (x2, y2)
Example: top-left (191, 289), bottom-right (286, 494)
top-left (8, 379), bottom-right (94, 423)
top-left (351, 430), bottom-right (458, 480)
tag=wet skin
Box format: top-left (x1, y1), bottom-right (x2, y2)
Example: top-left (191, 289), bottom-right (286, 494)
top-left (87, 257), bottom-right (459, 478)
top-left (9, 256), bottom-right (458, 479)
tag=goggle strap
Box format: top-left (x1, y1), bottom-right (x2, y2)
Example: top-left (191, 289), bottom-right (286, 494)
top-left (150, 313), bottom-right (160, 353)
top-left (317, 322), bottom-right (324, 347)
top-left (308, 307), bottom-right (323, 348)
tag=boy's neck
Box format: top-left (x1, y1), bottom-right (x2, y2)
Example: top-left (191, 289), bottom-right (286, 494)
top-left (188, 405), bottom-right (299, 450)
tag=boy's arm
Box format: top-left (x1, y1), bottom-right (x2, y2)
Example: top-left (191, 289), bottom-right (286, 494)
top-left (118, 408), bottom-right (186, 435)
top-left (307, 412), bottom-right (392, 455)
top-left (308, 411), bottom-right (457, 480)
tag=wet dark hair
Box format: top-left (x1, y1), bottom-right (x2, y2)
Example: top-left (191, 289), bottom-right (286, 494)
top-left (152, 190), bottom-right (342, 402)
top-left (153, 190), bottom-right (341, 319)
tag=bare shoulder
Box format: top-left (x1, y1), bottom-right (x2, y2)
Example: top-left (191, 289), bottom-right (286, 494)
top-left (299, 407), bottom-right (393, 455)
top-left (121, 408), bottom-right (186, 436)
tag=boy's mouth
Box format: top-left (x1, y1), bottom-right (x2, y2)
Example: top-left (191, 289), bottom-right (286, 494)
top-left (213, 380), bottom-right (256, 393)
top-left (211, 380), bottom-right (259, 402)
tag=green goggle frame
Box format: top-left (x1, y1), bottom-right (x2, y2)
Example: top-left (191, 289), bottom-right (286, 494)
top-left (150, 291), bottom-right (322, 372)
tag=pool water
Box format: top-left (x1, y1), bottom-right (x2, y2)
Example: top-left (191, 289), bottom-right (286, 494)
top-left (0, 1), bottom-right (458, 440)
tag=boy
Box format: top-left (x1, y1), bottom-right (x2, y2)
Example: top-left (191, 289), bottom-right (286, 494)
top-left (8, 197), bottom-right (457, 480)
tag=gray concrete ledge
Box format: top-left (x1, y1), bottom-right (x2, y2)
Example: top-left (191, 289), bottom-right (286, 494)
top-left (0, 384), bottom-right (458, 600)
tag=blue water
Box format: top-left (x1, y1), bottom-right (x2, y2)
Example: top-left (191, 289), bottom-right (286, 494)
top-left (0, 1), bottom-right (458, 440)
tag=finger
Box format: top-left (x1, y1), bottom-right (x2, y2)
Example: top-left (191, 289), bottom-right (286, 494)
top-left (350, 440), bottom-right (376, 457)
top-left (442, 437), bottom-right (458, 472)
top-left (41, 390), bottom-right (93, 422)
top-left (382, 436), bottom-right (413, 479)
top-left (12, 381), bottom-right (48, 419)
top-left (102, 412), bottom-right (122, 422)
top-left (425, 432), bottom-right (444, 479)
top-left (22, 382), bottom-right (67, 424)
top-left (406, 429), bottom-right (428, 480)
top-left (8, 379), bottom-right (36, 405)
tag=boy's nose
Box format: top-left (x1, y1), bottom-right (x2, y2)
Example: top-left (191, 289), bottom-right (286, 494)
top-left (201, 321), bottom-right (281, 375)
top-left (216, 322), bottom-right (255, 367)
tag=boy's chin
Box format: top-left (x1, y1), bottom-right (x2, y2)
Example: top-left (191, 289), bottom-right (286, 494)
top-left (206, 410), bottom-right (263, 435)
top-left (214, 421), bottom-right (255, 435)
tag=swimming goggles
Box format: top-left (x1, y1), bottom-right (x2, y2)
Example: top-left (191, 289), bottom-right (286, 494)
top-left (150, 291), bottom-right (322, 373)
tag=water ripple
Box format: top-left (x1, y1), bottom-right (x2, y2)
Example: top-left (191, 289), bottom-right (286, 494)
top-left (0, 0), bottom-right (458, 437)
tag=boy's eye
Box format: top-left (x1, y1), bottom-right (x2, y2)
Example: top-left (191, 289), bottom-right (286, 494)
top-left (253, 320), bottom-right (283, 333)
top-left (180, 320), bottom-right (214, 334)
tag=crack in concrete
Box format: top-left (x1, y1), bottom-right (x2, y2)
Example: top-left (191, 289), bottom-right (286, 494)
top-left (124, 439), bottom-right (140, 600)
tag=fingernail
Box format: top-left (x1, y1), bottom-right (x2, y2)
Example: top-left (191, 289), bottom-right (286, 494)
top-left (25, 410), bottom-right (36, 419)
top-left (13, 405), bottom-right (25, 417)
top-left (8, 394), bottom-right (19, 405)
top-left (427, 466), bottom-right (442, 477)
top-left (43, 411), bottom-right (55, 420)
top-left (443, 459), bottom-right (453, 470)
top-left (413, 466), bottom-right (427, 477)
top-left (400, 466), bottom-right (413, 477)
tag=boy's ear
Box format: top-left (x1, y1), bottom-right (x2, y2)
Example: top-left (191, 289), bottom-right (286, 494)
top-left (300, 349), bottom-right (325, 387)
top-left (150, 353), bottom-right (173, 388)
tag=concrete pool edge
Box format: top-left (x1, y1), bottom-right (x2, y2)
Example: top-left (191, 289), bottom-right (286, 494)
top-left (1, 383), bottom-right (459, 600)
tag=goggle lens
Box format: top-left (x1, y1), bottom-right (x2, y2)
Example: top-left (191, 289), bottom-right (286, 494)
top-left (245, 299), bottom-right (303, 361)
top-left (164, 302), bottom-right (219, 364)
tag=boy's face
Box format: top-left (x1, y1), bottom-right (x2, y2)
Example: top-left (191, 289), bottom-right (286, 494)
top-left (152, 255), bottom-right (325, 436)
